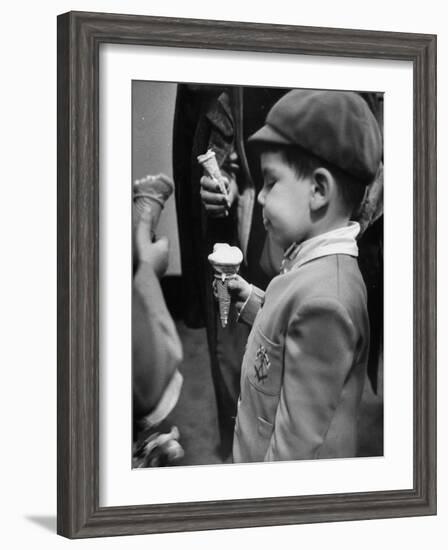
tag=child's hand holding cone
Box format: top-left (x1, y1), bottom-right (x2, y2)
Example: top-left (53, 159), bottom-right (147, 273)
top-left (227, 275), bottom-right (252, 315)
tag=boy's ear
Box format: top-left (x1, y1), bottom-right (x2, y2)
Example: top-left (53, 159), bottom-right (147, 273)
top-left (310, 168), bottom-right (334, 211)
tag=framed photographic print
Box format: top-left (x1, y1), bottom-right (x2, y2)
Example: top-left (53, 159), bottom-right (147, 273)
top-left (57, 11), bottom-right (437, 538)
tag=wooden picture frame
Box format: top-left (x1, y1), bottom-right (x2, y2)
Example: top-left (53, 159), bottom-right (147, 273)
top-left (57, 10), bottom-right (437, 538)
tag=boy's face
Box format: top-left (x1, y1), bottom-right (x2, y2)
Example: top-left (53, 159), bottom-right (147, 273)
top-left (258, 151), bottom-right (313, 250)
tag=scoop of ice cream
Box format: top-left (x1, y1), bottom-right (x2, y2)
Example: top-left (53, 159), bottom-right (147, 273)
top-left (208, 243), bottom-right (243, 266)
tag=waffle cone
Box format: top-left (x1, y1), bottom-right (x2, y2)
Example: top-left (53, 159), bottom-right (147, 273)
top-left (215, 275), bottom-right (232, 328)
top-left (197, 150), bottom-right (221, 180)
top-left (197, 149), bottom-right (228, 199)
top-left (212, 262), bottom-right (240, 276)
top-left (133, 198), bottom-right (163, 230)
top-left (133, 173), bottom-right (174, 231)
top-left (212, 263), bottom-right (240, 327)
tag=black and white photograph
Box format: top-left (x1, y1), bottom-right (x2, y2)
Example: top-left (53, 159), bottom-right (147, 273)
top-left (1, 0), bottom-right (442, 545)
top-left (131, 82), bottom-right (384, 469)
top-left (53, 8), bottom-right (436, 541)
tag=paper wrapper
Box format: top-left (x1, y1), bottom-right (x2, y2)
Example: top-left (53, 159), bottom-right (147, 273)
top-left (197, 149), bottom-right (228, 201)
top-left (211, 263), bottom-right (241, 328)
top-left (133, 173), bottom-right (174, 231)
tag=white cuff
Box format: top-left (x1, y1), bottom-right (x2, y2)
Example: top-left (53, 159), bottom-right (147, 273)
top-left (237, 285), bottom-right (265, 326)
top-left (140, 370), bottom-right (183, 429)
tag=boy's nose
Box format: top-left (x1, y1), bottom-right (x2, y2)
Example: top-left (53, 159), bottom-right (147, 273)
top-left (257, 188), bottom-right (265, 206)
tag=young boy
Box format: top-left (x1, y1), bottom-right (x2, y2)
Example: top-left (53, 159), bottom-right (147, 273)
top-left (228, 89), bottom-right (383, 463)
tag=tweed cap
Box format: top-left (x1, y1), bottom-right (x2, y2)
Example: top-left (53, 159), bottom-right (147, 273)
top-left (248, 89), bottom-right (382, 185)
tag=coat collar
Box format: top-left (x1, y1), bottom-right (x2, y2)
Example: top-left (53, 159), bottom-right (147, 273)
top-left (280, 222), bottom-right (360, 274)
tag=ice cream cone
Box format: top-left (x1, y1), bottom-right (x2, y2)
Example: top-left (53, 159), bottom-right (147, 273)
top-left (197, 149), bottom-right (229, 202)
top-left (208, 244), bottom-right (243, 328)
top-left (133, 173), bottom-right (174, 232)
top-left (213, 266), bottom-right (239, 327)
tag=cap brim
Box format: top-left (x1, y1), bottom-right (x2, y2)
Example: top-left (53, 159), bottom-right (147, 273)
top-left (248, 124), bottom-right (292, 145)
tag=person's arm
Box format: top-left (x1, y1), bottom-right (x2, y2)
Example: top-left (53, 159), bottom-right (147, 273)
top-left (237, 285), bottom-right (265, 326)
top-left (133, 263), bottom-right (183, 420)
top-left (264, 298), bottom-right (356, 461)
top-left (133, 209), bottom-right (183, 421)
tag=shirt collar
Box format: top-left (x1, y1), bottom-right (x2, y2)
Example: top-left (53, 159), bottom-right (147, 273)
top-left (280, 222), bottom-right (360, 274)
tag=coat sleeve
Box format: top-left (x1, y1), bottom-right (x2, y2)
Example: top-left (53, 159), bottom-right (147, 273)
top-left (237, 285), bottom-right (265, 326)
top-left (133, 263), bottom-right (183, 420)
top-left (265, 297), bottom-right (357, 461)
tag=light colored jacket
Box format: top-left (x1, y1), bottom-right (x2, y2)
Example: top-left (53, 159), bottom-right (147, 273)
top-left (233, 225), bottom-right (369, 463)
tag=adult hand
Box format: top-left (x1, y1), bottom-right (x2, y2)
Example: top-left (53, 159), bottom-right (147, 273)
top-left (200, 173), bottom-right (238, 218)
top-left (135, 207), bottom-right (169, 278)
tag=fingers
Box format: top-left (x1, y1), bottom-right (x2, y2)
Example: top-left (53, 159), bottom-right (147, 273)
top-left (208, 210), bottom-right (229, 218)
top-left (200, 175), bottom-right (229, 198)
top-left (200, 188), bottom-right (228, 206)
top-left (200, 176), bottom-right (229, 216)
top-left (200, 176), bottom-right (223, 193)
top-left (227, 275), bottom-right (246, 293)
top-left (135, 206), bottom-right (153, 254)
top-left (228, 276), bottom-right (251, 305)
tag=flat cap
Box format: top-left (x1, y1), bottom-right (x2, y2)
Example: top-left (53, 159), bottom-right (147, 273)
top-left (248, 89), bottom-right (382, 185)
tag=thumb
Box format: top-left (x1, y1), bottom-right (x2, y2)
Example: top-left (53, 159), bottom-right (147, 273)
top-left (227, 275), bottom-right (245, 292)
top-left (136, 206), bottom-right (153, 252)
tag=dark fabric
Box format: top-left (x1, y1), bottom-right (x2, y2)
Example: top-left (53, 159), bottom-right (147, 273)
top-left (355, 92), bottom-right (384, 393)
top-left (172, 85), bottom-right (226, 327)
top-left (357, 216), bottom-right (383, 393)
